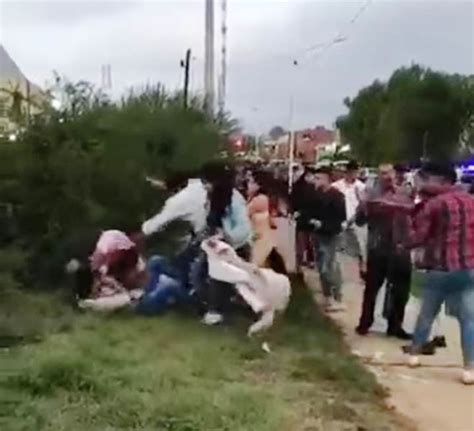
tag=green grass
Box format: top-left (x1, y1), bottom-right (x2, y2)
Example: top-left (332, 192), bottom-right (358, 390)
top-left (0, 282), bottom-right (405, 431)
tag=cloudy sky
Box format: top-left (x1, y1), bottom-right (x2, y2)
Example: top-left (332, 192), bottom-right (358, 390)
top-left (1, 0), bottom-right (472, 133)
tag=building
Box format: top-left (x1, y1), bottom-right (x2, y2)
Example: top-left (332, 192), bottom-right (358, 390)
top-left (262, 126), bottom-right (336, 163)
top-left (0, 44), bottom-right (45, 137)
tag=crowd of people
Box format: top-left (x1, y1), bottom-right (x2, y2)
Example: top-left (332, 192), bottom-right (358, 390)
top-left (292, 160), bottom-right (474, 384)
top-left (68, 158), bottom-right (474, 385)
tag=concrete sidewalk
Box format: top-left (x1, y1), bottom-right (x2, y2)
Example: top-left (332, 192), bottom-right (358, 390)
top-left (304, 260), bottom-right (474, 431)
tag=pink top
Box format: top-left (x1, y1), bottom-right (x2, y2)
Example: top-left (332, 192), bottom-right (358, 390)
top-left (89, 230), bottom-right (136, 274)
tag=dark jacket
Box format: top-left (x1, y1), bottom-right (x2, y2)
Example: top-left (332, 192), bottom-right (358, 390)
top-left (356, 184), bottom-right (412, 256)
top-left (291, 179), bottom-right (318, 231)
top-left (310, 187), bottom-right (346, 237)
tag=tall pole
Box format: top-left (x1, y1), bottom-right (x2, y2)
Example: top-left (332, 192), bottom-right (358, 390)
top-left (182, 48), bottom-right (191, 109)
top-left (218, 0), bottom-right (227, 116)
top-left (204, 0), bottom-right (215, 117)
top-left (288, 95), bottom-right (295, 193)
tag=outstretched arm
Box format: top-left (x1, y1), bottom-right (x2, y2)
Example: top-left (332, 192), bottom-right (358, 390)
top-left (142, 184), bottom-right (193, 236)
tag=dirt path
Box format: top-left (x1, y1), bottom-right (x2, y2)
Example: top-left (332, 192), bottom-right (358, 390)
top-left (304, 260), bottom-right (474, 431)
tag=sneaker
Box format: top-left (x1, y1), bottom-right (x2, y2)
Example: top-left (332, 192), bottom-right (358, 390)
top-left (322, 297), bottom-right (332, 310)
top-left (324, 298), bottom-right (342, 312)
top-left (402, 342), bottom-right (436, 356)
top-left (202, 312), bottom-right (224, 326)
top-left (333, 302), bottom-right (347, 312)
top-left (461, 370), bottom-right (474, 385)
top-left (407, 355), bottom-right (420, 368)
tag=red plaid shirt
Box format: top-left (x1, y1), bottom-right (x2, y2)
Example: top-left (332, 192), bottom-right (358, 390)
top-left (407, 188), bottom-right (474, 271)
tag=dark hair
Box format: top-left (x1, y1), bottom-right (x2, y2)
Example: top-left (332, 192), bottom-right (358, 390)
top-left (201, 161), bottom-right (235, 228)
top-left (420, 162), bottom-right (457, 184)
top-left (251, 170), bottom-right (273, 196)
top-left (315, 166), bottom-right (332, 176)
top-left (165, 170), bottom-right (197, 191)
top-left (346, 160), bottom-right (360, 171)
top-left (394, 163), bottom-right (409, 173)
top-left (267, 249), bottom-right (287, 275)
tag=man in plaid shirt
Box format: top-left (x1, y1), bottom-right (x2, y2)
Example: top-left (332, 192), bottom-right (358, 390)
top-left (389, 163), bottom-right (474, 385)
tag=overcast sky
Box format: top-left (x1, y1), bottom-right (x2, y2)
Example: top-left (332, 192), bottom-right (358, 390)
top-left (1, 0), bottom-right (473, 133)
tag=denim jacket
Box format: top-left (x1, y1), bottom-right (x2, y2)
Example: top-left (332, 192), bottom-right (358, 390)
top-left (222, 190), bottom-right (252, 249)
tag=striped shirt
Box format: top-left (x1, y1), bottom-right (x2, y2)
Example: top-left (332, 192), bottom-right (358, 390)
top-left (407, 189), bottom-right (474, 271)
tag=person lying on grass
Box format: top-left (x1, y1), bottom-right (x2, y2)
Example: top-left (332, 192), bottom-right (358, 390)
top-left (69, 229), bottom-right (186, 313)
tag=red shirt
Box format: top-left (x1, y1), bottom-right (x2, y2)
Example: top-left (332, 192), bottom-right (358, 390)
top-left (407, 189), bottom-right (474, 271)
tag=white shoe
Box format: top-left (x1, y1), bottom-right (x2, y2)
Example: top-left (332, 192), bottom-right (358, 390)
top-left (323, 297), bottom-right (334, 311)
top-left (325, 298), bottom-right (346, 312)
top-left (407, 355), bottom-right (420, 368)
top-left (461, 370), bottom-right (474, 385)
top-left (202, 312), bottom-right (224, 326)
top-left (332, 302), bottom-right (347, 312)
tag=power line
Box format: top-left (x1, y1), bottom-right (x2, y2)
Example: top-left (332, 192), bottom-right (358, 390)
top-left (294, 0), bottom-right (372, 66)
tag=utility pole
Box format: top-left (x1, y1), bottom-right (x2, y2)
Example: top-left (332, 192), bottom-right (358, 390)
top-left (204, 0), bottom-right (215, 117)
top-left (181, 49), bottom-right (191, 109)
top-left (218, 0), bottom-right (227, 116)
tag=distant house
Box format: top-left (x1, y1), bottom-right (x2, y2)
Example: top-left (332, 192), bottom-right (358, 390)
top-left (0, 44), bottom-right (46, 136)
top-left (262, 126), bottom-right (336, 163)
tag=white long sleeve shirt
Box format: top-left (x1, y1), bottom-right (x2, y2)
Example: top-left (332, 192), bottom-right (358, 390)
top-left (142, 179), bottom-right (208, 236)
top-left (332, 178), bottom-right (366, 221)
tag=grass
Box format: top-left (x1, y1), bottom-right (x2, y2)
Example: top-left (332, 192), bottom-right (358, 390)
top-left (0, 281), bottom-right (406, 431)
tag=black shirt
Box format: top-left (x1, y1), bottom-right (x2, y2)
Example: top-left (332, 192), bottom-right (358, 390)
top-left (310, 187), bottom-right (346, 237)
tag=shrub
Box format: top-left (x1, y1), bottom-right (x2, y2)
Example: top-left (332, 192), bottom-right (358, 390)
top-left (0, 82), bottom-right (225, 289)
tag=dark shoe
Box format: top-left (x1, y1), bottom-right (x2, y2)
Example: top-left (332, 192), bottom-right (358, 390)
top-left (402, 342), bottom-right (436, 356)
top-left (355, 326), bottom-right (369, 336)
top-left (432, 336), bottom-right (447, 348)
top-left (387, 328), bottom-right (412, 340)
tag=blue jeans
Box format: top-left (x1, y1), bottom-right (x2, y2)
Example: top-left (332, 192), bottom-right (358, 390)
top-left (314, 234), bottom-right (342, 302)
top-left (412, 270), bottom-right (474, 367)
top-left (135, 256), bottom-right (187, 315)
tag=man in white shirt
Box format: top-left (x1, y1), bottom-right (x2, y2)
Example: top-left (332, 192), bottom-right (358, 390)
top-left (142, 178), bottom-right (208, 237)
top-left (332, 161), bottom-right (366, 224)
top-left (332, 161), bottom-right (367, 276)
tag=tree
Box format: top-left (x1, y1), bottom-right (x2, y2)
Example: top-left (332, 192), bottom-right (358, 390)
top-left (269, 125), bottom-right (286, 140)
top-left (337, 65), bottom-right (473, 164)
top-left (0, 78), bottom-right (228, 288)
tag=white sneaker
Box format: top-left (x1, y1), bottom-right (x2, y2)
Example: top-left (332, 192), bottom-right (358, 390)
top-left (202, 312), bottom-right (224, 326)
top-left (461, 369), bottom-right (474, 385)
top-left (325, 298), bottom-right (346, 312)
top-left (407, 355), bottom-right (421, 368)
top-left (323, 297), bottom-right (334, 311)
top-left (332, 302), bottom-right (347, 312)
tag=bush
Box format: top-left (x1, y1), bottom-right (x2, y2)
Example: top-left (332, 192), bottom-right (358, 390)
top-left (0, 82), bottom-right (225, 289)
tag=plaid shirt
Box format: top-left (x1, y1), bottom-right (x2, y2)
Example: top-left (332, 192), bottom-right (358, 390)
top-left (407, 189), bottom-right (474, 271)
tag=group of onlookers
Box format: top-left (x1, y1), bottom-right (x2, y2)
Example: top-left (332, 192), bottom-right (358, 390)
top-left (291, 160), bottom-right (474, 385)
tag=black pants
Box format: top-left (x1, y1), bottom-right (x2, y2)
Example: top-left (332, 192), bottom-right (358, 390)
top-left (358, 250), bottom-right (411, 332)
top-left (203, 244), bottom-right (251, 314)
